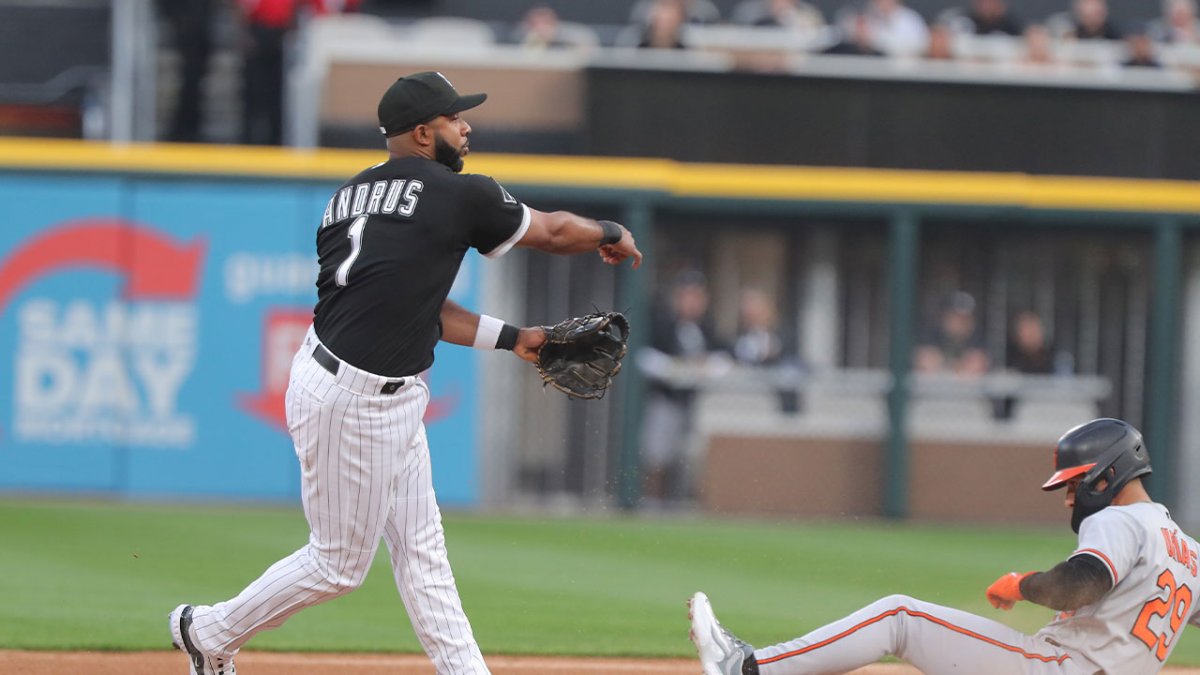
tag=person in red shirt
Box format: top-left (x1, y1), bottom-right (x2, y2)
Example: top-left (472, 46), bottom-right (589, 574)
top-left (238, 0), bottom-right (359, 145)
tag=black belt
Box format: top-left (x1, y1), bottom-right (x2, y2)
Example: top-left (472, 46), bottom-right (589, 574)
top-left (312, 343), bottom-right (406, 395)
top-left (312, 343), bottom-right (340, 376)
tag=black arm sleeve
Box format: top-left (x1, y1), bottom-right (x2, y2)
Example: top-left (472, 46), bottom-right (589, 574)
top-left (1019, 555), bottom-right (1114, 611)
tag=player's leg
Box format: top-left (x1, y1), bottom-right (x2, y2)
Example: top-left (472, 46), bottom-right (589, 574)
top-left (640, 392), bottom-right (686, 503)
top-left (382, 406), bottom-right (490, 675)
top-left (185, 345), bottom-right (411, 657)
top-left (754, 594), bottom-right (1084, 675)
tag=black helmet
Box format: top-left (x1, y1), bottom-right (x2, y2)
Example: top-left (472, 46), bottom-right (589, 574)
top-left (1042, 418), bottom-right (1152, 533)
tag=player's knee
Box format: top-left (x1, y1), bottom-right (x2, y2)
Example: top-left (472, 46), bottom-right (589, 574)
top-left (319, 570), bottom-right (365, 595)
top-left (306, 552), bottom-right (369, 594)
top-left (875, 594), bottom-right (917, 611)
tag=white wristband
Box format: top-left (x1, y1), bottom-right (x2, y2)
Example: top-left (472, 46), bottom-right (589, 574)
top-left (474, 314), bottom-right (505, 350)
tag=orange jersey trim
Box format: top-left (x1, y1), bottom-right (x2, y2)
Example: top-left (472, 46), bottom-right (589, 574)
top-left (1073, 549), bottom-right (1120, 585)
top-left (756, 605), bottom-right (1070, 665)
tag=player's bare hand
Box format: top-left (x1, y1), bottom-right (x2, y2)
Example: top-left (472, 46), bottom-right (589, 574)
top-left (513, 327), bottom-right (547, 363)
top-left (599, 226), bottom-right (642, 269)
top-left (986, 571), bottom-right (1032, 610)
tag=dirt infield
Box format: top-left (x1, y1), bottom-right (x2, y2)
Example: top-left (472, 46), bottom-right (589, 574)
top-left (0, 651), bottom-right (921, 674)
top-left (3, 651), bottom-right (1199, 674)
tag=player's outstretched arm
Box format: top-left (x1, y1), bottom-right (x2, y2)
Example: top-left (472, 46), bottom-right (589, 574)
top-left (518, 208), bottom-right (642, 268)
top-left (438, 300), bottom-right (545, 362)
top-left (987, 556), bottom-right (1112, 612)
top-left (1021, 556), bottom-right (1113, 611)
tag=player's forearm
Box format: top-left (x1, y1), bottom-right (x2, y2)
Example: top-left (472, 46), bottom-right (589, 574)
top-left (439, 300), bottom-right (479, 347)
top-left (1019, 556), bottom-right (1112, 611)
top-left (538, 211), bottom-right (621, 254)
top-left (439, 300), bottom-right (524, 352)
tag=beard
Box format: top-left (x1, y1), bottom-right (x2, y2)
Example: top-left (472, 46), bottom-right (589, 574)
top-left (434, 135), bottom-right (466, 173)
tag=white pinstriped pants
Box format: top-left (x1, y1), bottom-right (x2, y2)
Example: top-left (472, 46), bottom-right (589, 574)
top-left (189, 326), bottom-right (489, 674)
top-left (754, 595), bottom-right (1098, 675)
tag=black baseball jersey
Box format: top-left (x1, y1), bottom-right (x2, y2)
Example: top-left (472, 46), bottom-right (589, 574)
top-left (312, 156), bottom-right (529, 377)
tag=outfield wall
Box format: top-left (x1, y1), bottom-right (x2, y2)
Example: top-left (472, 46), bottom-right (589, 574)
top-left (4, 139), bottom-right (1200, 525)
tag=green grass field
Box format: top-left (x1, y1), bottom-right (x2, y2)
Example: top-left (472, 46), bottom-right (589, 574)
top-left (3, 497), bottom-right (1200, 665)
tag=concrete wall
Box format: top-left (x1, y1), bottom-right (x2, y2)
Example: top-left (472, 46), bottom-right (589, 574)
top-left (702, 433), bottom-right (1066, 523)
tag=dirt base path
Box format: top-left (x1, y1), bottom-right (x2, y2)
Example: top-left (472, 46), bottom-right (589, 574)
top-left (0, 650), bottom-right (917, 674)
top-left (3, 651), bottom-right (1199, 674)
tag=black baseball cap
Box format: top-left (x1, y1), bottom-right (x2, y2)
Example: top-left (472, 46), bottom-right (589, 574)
top-left (377, 71), bottom-right (487, 136)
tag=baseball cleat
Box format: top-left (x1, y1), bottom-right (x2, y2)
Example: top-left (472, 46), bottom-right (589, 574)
top-left (689, 592), bottom-right (757, 675)
top-left (169, 604), bottom-right (237, 675)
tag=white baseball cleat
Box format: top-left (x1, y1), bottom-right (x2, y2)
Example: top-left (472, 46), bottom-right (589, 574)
top-left (169, 604), bottom-right (237, 675)
top-left (689, 592), bottom-right (756, 675)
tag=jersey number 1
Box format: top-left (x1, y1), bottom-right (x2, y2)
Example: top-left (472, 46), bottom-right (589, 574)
top-left (335, 215), bottom-right (368, 287)
top-left (1131, 568), bottom-right (1193, 661)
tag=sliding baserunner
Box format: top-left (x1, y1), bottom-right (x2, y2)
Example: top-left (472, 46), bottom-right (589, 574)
top-left (690, 418), bottom-right (1200, 675)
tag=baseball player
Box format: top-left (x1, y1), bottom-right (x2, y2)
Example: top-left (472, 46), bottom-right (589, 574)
top-left (168, 71), bottom-right (642, 675)
top-left (690, 418), bottom-right (1200, 674)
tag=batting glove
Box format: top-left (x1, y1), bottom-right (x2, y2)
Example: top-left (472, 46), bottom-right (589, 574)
top-left (986, 572), bottom-right (1034, 610)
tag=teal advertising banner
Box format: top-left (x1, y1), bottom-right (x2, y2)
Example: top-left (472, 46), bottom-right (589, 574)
top-left (0, 174), bottom-right (481, 505)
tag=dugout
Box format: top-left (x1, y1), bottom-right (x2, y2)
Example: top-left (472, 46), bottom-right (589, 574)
top-left (481, 163), bottom-right (1200, 527)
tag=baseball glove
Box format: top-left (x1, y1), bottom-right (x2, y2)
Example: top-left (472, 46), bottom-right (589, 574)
top-left (535, 312), bottom-right (630, 399)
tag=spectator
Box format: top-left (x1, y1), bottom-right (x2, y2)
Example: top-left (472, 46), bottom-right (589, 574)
top-left (995, 310), bottom-right (1073, 418)
top-left (157, 0), bottom-right (215, 143)
top-left (638, 0), bottom-right (690, 49)
top-left (1006, 310), bottom-right (1052, 374)
top-left (238, 0), bottom-right (292, 146)
top-left (630, 0), bottom-right (720, 25)
top-left (822, 11), bottom-right (886, 56)
top-left (1149, 0), bottom-right (1200, 44)
top-left (733, 287), bottom-right (801, 413)
top-left (966, 0), bottom-right (1024, 36)
top-left (1069, 0), bottom-right (1122, 40)
top-left (731, 0), bottom-right (825, 31)
top-left (512, 5), bottom-right (597, 51)
top-left (924, 23), bottom-right (957, 59)
top-left (865, 0), bottom-right (931, 56)
top-left (238, 0), bottom-right (360, 146)
top-left (733, 287), bottom-right (783, 366)
top-left (1123, 30), bottom-right (1164, 68)
top-left (513, 6), bottom-right (568, 48)
top-left (915, 290), bottom-right (989, 376)
top-left (1020, 23), bottom-right (1058, 66)
top-left (637, 270), bottom-right (721, 505)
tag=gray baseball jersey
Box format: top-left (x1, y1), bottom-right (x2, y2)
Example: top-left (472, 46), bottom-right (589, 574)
top-left (1037, 502), bottom-right (1200, 673)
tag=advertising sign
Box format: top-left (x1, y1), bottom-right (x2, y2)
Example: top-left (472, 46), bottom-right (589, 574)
top-left (0, 175), bottom-right (481, 505)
